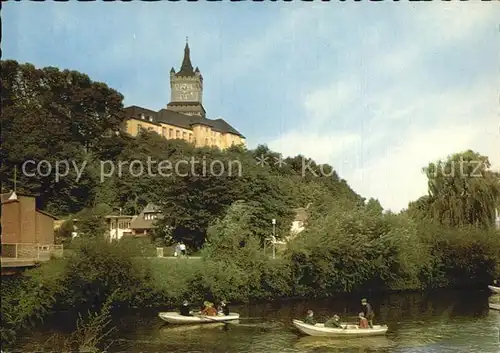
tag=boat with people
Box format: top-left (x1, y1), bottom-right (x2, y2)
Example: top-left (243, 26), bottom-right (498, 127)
top-left (158, 312), bottom-right (240, 324)
top-left (488, 285), bottom-right (500, 294)
top-left (292, 319), bottom-right (388, 337)
top-left (160, 299), bottom-right (239, 325)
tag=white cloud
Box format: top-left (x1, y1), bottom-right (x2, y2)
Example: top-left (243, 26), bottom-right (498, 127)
top-left (266, 7), bottom-right (499, 212)
top-left (350, 125), bottom-right (487, 212)
top-left (269, 131), bottom-right (361, 165)
top-left (269, 77), bottom-right (499, 211)
top-left (303, 81), bottom-right (360, 124)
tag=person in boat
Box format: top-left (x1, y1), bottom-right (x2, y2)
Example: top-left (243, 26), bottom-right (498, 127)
top-left (179, 300), bottom-right (192, 316)
top-left (303, 310), bottom-right (316, 325)
top-left (200, 301), bottom-right (217, 316)
top-left (358, 312), bottom-right (369, 329)
top-left (324, 314), bottom-right (345, 329)
top-left (217, 300), bottom-right (230, 316)
top-left (361, 298), bottom-right (375, 328)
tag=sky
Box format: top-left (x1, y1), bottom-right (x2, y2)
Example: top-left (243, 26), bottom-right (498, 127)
top-left (4, 2), bottom-right (499, 212)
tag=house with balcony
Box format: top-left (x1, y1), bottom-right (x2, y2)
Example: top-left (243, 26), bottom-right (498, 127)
top-left (105, 215), bottom-right (135, 241)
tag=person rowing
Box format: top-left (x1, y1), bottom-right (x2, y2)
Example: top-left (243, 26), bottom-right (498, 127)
top-left (303, 310), bottom-right (316, 325)
top-left (200, 301), bottom-right (217, 316)
top-left (324, 314), bottom-right (346, 329)
top-left (217, 300), bottom-right (230, 316)
top-left (358, 312), bottom-right (369, 328)
top-left (179, 300), bottom-right (192, 316)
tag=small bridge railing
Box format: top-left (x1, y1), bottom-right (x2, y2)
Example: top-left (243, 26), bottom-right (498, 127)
top-left (1, 243), bottom-right (64, 261)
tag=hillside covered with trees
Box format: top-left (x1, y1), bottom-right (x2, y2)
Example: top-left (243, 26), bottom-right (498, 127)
top-left (1, 59), bottom-right (365, 248)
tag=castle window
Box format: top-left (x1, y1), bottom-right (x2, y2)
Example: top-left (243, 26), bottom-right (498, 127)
top-left (183, 132), bottom-right (187, 139)
top-left (176, 130), bottom-right (180, 138)
top-left (149, 116), bottom-right (153, 122)
top-left (169, 128), bottom-right (173, 138)
top-left (140, 113), bottom-right (145, 120)
top-left (162, 127), bottom-right (166, 136)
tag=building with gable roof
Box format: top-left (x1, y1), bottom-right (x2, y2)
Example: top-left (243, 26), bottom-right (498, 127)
top-left (129, 202), bottom-right (163, 237)
top-left (122, 40), bottom-right (246, 149)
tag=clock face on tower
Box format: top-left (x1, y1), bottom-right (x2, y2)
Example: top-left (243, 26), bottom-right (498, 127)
top-left (173, 83), bottom-right (199, 101)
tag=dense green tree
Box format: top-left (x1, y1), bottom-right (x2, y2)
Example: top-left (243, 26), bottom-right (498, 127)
top-left (366, 197), bottom-right (384, 215)
top-left (286, 206), bottom-right (430, 295)
top-left (75, 204), bottom-right (112, 238)
top-left (420, 150), bottom-right (500, 228)
top-left (201, 200), bottom-right (291, 301)
top-left (1, 60), bottom-right (125, 215)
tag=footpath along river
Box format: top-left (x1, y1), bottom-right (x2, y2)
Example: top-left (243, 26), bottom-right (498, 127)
top-left (19, 289), bottom-right (500, 353)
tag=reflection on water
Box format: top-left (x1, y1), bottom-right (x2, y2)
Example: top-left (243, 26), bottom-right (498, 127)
top-left (294, 335), bottom-right (396, 350)
top-left (17, 290), bottom-right (500, 353)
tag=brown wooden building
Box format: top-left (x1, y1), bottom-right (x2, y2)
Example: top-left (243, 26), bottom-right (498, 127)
top-left (1, 191), bottom-right (57, 246)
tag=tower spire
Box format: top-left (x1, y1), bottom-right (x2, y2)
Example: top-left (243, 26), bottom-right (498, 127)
top-left (178, 38), bottom-right (194, 75)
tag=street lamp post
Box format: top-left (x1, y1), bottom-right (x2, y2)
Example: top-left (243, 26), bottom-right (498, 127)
top-left (272, 219), bottom-right (276, 259)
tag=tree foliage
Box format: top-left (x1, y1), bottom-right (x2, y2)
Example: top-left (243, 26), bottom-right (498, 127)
top-left (416, 150), bottom-right (500, 228)
top-left (1, 60), bottom-right (125, 215)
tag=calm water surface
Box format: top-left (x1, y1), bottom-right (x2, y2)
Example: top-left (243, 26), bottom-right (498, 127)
top-left (21, 290), bottom-right (500, 353)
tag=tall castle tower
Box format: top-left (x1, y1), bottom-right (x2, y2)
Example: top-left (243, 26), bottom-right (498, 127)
top-left (167, 39), bottom-right (206, 118)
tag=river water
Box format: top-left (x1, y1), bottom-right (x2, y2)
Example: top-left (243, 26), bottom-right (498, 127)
top-left (19, 289), bottom-right (500, 353)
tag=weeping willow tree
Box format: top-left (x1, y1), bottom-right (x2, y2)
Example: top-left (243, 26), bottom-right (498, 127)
top-left (420, 150), bottom-right (500, 228)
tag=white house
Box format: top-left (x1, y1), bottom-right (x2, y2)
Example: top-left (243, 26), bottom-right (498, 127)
top-left (289, 204), bottom-right (310, 237)
top-left (105, 215), bottom-right (136, 241)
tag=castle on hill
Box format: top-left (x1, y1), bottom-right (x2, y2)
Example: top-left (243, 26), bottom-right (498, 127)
top-left (122, 40), bottom-right (246, 149)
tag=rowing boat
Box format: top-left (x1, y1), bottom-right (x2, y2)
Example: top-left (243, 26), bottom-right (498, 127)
top-left (158, 312), bottom-right (240, 324)
top-left (488, 285), bottom-right (500, 294)
top-left (292, 319), bottom-right (388, 337)
top-left (160, 322), bottom-right (226, 332)
top-left (294, 335), bottom-right (395, 350)
top-left (489, 303), bottom-right (500, 311)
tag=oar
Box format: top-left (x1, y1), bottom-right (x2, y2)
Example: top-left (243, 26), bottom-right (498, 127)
top-left (194, 312), bottom-right (239, 325)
